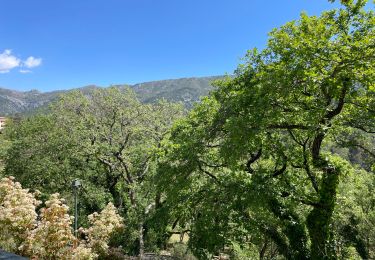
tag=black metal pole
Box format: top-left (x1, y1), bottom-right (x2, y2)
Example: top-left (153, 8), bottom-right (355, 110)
top-left (74, 186), bottom-right (78, 238)
top-left (72, 179), bottom-right (81, 238)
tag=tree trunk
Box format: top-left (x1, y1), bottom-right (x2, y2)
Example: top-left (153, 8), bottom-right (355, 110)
top-left (307, 165), bottom-right (339, 260)
top-left (259, 238), bottom-right (268, 259)
top-left (139, 222), bottom-right (145, 259)
top-left (269, 198), bottom-right (309, 259)
top-left (108, 183), bottom-right (123, 208)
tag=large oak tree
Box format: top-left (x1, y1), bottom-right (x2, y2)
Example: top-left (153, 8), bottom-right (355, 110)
top-left (158, 1), bottom-right (374, 259)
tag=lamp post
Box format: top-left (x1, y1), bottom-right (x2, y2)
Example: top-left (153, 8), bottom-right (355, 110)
top-left (72, 179), bottom-right (81, 238)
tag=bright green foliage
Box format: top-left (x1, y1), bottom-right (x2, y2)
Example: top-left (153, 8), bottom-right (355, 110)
top-left (158, 1), bottom-right (374, 259)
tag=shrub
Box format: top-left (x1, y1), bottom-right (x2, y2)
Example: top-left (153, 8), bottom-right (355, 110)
top-left (0, 176), bottom-right (40, 252)
top-left (0, 176), bottom-right (123, 259)
top-left (20, 193), bottom-right (77, 259)
top-left (84, 202), bottom-right (124, 257)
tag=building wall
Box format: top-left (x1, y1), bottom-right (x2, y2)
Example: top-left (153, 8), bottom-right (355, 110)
top-left (0, 117), bottom-right (6, 130)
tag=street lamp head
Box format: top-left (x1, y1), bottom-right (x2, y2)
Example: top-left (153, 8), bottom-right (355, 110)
top-left (72, 179), bottom-right (81, 188)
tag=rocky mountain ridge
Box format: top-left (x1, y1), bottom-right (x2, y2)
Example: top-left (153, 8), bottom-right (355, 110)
top-left (0, 76), bottom-right (223, 115)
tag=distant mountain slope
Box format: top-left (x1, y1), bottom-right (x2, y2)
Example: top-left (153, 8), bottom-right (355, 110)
top-left (0, 88), bottom-right (67, 115)
top-left (0, 76), bottom-right (223, 115)
top-left (130, 76), bottom-right (222, 105)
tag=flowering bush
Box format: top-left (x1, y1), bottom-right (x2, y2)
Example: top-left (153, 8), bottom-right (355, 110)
top-left (0, 177), bottom-right (124, 259)
top-left (20, 193), bottom-right (77, 259)
top-left (72, 244), bottom-right (98, 260)
top-left (84, 202), bottom-right (124, 257)
top-left (0, 176), bottom-right (40, 252)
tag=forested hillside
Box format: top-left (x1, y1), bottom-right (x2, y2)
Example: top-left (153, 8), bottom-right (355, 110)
top-left (0, 76), bottom-right (221, 115)
top-left (0, 1), bottom-right (374, 259)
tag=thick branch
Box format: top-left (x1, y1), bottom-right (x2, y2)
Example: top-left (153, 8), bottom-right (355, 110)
top-left (246, 148), bottom-right (262, 173)
top-left (199, 159), bottom-right (226, 168)
top-left (272, 161), bottom-right (287, 177)
top-left (303, 141), bottom-right (319, 193)
top-left (312, 78), bottom-right (349, 163)
top-left (269, 124), bottom-right (309, 130)
top-left (197, 162), bottom-right (221, 185)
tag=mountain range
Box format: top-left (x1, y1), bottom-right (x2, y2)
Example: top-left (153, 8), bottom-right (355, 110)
top-left (0, 76), bottom-right (223, 115)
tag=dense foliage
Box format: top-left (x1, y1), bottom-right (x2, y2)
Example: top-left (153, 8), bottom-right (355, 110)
top-left (0, 1), bottom-right (374, 259)
top-left (157, 0), bottom-right (374, 259)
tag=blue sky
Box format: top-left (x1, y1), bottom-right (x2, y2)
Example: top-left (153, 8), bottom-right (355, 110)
top-left (0, 0), bottom-right (340, 92)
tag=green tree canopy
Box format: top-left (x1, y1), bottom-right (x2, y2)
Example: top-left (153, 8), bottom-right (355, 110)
top-left (158, 1), bottom-right (374, 259)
